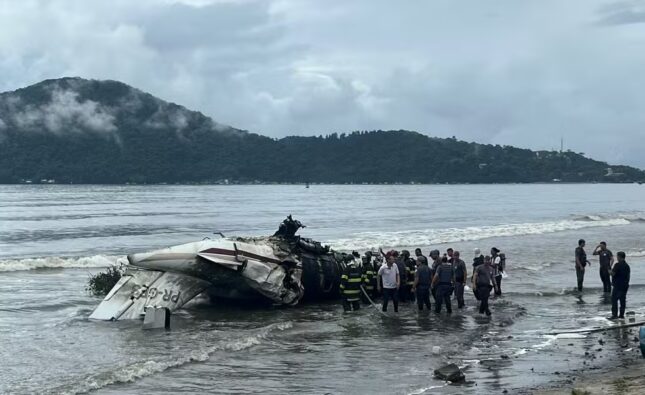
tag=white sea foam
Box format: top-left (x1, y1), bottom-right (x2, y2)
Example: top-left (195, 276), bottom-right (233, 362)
top-left (407, 384), bottom-right (447, 395)
top-left (328, 217), bottom-right (631, 250)
top-left (628, 249), bottom-right (645, 257)
top-left (53, 321), bottom-right (293, 395)
top-left (0, 255), bottom-right (122, 272)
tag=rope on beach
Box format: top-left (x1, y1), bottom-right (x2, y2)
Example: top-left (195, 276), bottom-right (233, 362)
top-left (360, 286), bottom-right (391, 318)
top-left (546, 320), bottom-right (645, 335)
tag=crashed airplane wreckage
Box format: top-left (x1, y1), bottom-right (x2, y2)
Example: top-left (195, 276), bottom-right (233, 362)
top-left (90, 216), bottom-right (349, 321)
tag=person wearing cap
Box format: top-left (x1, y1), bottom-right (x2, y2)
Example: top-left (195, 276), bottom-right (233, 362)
top-left (413, 254), bottom-right (432, 311)
top-left (593, 241), bottom-right (614, 293)
top-left (361, 251), bottom-right (377, 302)
top-left (452, 251), bottom-right (467, 309)
top-left (401, 250), bottom-right (417, 303)
top-left (340, 255), bottom-right (363, 312)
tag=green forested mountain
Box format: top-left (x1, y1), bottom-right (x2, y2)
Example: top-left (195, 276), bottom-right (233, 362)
top-left (1, 77), bottom-right (643, 184)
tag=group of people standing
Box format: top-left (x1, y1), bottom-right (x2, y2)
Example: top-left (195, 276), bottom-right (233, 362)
top-left (339, 247), bottom-right (506, 316)
top-left (574, 239), bottom-right (632, 319)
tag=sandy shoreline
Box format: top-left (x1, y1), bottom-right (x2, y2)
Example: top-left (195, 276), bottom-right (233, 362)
top-left (531, 325), bottom-right (645, 395)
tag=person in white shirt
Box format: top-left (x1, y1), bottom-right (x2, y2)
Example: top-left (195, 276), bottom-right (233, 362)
top-left (491, 247), bottom-right (505, 296)
top-left (377, 255), bottom-right (400, 313)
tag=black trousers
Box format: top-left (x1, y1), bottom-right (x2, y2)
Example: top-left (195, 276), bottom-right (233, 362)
top-left (495, 275), bottom-right (502, 296)
top-left (435, 284), bottom-right (452, 313)
top-left (416, 287), bottom-right (431, 311)
top-left (576, 266), bottom-right (585, 291)
top-left (478, 285), bottom-right (492, 314)
top-left (342, 298), bottom-right (361, 312)
top-left (407, 283), bottom-right (416, 302)
top-left (611, 286), bottom-right (628, 318)
top-left (382, 288), bottom-right (399, 312)
top-left (600, 268), bottom-right (612, 293)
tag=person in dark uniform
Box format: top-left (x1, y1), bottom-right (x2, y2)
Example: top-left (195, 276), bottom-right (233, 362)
top-left (610, 251), bottom-right (630, 319)
top-left (413, 255), bottom-right (432, 311)
top-left (415, 248), bottom-right (427, 265)
top-left (432, 256), bottom-right (454, 314)
top-left (593, 241), bottom-right (614, 293)
top-left (452, 251), bottom-right (467, 309)
top-left (402, 250), bottom-right (417, 303)
top-left (340, 258), bottom-right (363, 312)
top-left (472, 256), bottom-right (498, 316)
top-left (394, 251), bottom-right (409, 302)
top-left (575, 239), bottom-right (590, 291)
top-left (361, 251), bottom-right (377, 302)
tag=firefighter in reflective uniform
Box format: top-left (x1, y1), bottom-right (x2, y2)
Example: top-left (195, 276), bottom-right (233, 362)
top-left (361, 251), bottom-right (376, 303)
top-left (340, 255), bottom-right (363, 311)
top-left (402, 250), bottom-right (417, 303)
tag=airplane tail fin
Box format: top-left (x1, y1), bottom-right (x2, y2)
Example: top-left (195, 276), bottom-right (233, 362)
top-left (89, 268), bottom-right (210, 321)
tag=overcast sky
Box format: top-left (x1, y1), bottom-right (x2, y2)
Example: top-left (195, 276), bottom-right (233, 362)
top-left (1, 0), bottom-right (645, 166)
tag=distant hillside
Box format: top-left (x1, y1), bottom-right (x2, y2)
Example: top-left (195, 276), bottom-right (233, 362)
top-left (1, 77), bottom-right (644, 184)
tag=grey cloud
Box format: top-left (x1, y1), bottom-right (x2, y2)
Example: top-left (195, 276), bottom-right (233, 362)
top-left (1, 0), bottom-right (645, 167)
top-left (12, 88), bottom-right (117, 135)
top-left (595, 1), bottom-right (645, 25)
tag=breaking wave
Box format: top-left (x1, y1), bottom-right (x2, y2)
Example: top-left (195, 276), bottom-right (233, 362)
top-left (573, 213), bottom-right (645, 222)
top-left (328, 217), bottom-right (631, 250)
top-left (52, 321), bottom-right (293, 395)
top-left (0, 255), bottom-right (121, 272)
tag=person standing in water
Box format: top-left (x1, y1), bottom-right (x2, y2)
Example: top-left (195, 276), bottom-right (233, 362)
top-left (472, 256), bottom-right (498, 316)
top-left (452, 251), bottom-right (467, 308)
top-left (340, 257), bottom-right (363, 312)
top-left (593, 241), bottom-right (614, 293)
top-left (377, 255), bottom-right (400, 313)
top-left (413, 255), bottom-right (432, 311)
top-left (491, 248), bottom-right (504, 296)
top-left (610, 251), bottom-right (630, 319)
top-left (432, 256), bottom-right (455, 314)
top-left (575, 239), bottom-right (590, 291)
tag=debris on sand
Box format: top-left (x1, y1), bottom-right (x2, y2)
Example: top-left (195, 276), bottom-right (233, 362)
top-left (434, 363), bottom-right (465, 382)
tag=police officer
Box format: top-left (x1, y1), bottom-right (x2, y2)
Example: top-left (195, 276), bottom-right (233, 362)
top-left (361, 251), bottom-right (377, 302)
top-left (340, 255), bottom-right (363, 312)
top-left (452, 251), bottom-right (467, 309)
top-left (432, 256), bottom-right (455, 314)
top-left (413, 254), bottom-right (432, 311)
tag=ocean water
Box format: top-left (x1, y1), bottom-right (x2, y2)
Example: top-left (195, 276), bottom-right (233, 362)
top-left (1, 184), bottom-right (645, 394)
